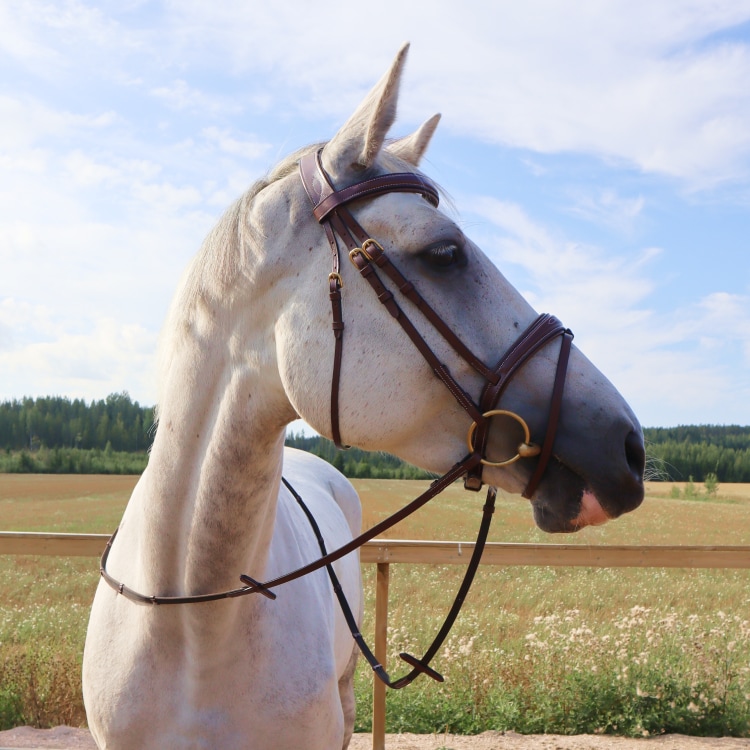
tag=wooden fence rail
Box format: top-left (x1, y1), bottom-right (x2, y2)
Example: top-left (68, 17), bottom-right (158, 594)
top-left (2, 531), bottom-right (750, 750)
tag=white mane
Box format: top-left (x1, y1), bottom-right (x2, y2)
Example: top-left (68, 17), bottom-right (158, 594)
top-left (156, 143), bottom-right (323, 402)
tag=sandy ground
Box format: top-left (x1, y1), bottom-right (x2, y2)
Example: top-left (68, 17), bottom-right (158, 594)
top-left (1, 727), bottom-right (749, 749)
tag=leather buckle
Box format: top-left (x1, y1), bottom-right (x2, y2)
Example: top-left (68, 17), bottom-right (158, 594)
top-left (239, 575), bottom-right (277, 600)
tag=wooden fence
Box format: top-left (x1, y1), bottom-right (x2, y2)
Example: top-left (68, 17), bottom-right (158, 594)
top-left (2, 531), bottom-right (749, 750)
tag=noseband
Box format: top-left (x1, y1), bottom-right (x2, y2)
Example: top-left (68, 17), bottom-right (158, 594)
top-left (99, 150), bottom-right (574, 692)
top-left (298, 149), bottom-right (573, 498)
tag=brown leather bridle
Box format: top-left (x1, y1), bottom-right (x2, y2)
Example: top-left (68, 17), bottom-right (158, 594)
top-left (298, 148), bottom-right (573, 498)
top-left (99, 149), bottom-right (574, 691)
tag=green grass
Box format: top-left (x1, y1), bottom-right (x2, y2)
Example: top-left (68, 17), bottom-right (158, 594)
top-left (0, 447), bottom-right (148, 475)
top-left (0, 476), bottom-right (749, 735)
top-left (352, 566), bottom-right (750, 736)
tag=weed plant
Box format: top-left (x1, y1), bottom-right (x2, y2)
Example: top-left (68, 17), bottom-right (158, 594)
top-left (352, 563), bottom-right (750, 737)
top-left (0, 558), bottom-right (93, 729)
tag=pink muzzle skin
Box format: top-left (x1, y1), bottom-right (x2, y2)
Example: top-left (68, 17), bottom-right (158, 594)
top-left (572, 490), bottom-right (611, 528)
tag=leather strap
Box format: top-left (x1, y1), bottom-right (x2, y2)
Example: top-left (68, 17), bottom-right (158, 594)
top-left (300, 150), bottom-right (438, 221)
top-left (465, 315), bottom-right (573, 491)
top-left (284, 473), bottom-right (497, 690)
top-left (522, 328), bottom-right (573, 499)
top-left (300, 149), bottom-right (449, 448)
top-left (99, 528), bottom-right (271, 605)
top-left (348, 247), bottom-right (484, 424)
top-left (356, 240), bottom-right (499, 384)
top-left (99, 453), bottom-right (483, 606)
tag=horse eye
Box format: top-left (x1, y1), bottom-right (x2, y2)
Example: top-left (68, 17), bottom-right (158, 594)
top-left (422, 242), bottom-right (463, 269)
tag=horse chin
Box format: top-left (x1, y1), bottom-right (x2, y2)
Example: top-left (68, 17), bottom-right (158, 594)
top-left (527, 459), bottom-right (610, 534)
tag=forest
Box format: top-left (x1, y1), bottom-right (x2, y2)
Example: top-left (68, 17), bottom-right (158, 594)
top-left (0, 393), bottom-right (155, 453)
top-left (643, 424), bottom-right (750, 483)
top-left (1, 394), bottom-right (750, 481)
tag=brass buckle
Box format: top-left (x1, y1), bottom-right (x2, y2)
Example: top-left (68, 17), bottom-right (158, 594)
top-left (328, 271), bottom-right (343, 289)
top-left (466, 409), bottom-right (541, 467)
top-left (349, 238), bottom-right (383, 265)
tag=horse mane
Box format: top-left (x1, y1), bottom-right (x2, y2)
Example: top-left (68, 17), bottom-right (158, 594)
top-left (155, 141), bottom-right (435, 406)
top-left (154, 144), bottom-right (318, 397)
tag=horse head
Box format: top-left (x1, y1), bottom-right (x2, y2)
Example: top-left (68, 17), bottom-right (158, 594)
top-left (255, 44), bottom-right (644, 533)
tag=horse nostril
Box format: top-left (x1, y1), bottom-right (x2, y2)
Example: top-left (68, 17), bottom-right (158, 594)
top-left (624, 429), bottom-right (646, 481)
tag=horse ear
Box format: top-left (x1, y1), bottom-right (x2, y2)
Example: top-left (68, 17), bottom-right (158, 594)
top-left (322, 43), bottom-right (410, 176)
top-left (387, 114), bottom-right (441, 166)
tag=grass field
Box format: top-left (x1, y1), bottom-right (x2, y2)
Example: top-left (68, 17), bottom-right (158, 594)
top-left (0, 475), bottom-right (749, 736)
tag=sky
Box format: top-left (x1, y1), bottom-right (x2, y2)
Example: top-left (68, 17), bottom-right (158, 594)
top-left (1, 0), bottom-right (750, 429)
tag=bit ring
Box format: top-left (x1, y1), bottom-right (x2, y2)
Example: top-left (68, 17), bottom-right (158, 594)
top-left (466, 409), bottom-right (541, 467)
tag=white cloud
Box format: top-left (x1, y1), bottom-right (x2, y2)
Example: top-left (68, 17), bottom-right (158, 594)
top-left (0, 312), bottom-right (158, 401)
top-left (468, 196), bottom-right (750, 425)
top-left (471, 196), bottom-right (657, 312)
top-left (564, 189), bottom-right (645, 233)
top-left (157, 1), bottom-right (750, 189)
top-left (0, 95), bottom-right (116, 150)
top-left (7, 2), bottom-right (750, 187)
top-left (130, 181), bottom-right (203, 210)
top-left (695, 292), bottom-right (750, 365)
top-left (0, 0), bottom-right (143, 80)
top-left (201, 127), bottom-right (271, 162)
top-left (149, 79), bottom-right (243, 116)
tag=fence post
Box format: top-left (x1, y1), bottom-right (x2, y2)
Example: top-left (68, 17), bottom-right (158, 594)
top-left (372, 562), bottom-right (390, 750)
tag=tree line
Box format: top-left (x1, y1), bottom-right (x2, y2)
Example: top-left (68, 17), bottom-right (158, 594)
top-left (283, 432), bottom-right (432, 480)
top-left (0, 393), bottom-right (155, 454)
top-left (1, 394), bottom-right (749, 481)
top-left (643, 425), bottom-right (750, 483)
top-left (0, 394), bottom-right (430, 478)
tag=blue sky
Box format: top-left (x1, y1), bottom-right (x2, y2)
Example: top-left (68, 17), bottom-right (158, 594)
top-left (1, 1), bottom-right (749, 428)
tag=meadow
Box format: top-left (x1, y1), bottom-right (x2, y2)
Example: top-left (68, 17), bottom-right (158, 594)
top-left (0, 475), bottom-right (749, 736)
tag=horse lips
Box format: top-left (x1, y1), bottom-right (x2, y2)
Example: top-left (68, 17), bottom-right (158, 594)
top-left (574, 490), bottom-right (610, 528)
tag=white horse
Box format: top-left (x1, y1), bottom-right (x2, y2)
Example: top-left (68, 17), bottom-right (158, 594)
top-left (83, 45), bottom-right (645, 749)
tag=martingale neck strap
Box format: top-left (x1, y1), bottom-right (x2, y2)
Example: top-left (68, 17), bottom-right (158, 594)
top-left (97, 147), bottom-right (576, 697)
top-left (99, 452), bottom-right (483, 607)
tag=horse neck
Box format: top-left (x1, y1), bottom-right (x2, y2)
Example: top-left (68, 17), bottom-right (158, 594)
top-left (139, 305), bottom-right (293, 597)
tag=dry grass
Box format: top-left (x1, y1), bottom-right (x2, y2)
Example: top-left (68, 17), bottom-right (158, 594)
top-left (0, 475), bottom-right (749, 733)
top-left (357, 479), bottom-right (750, 545)
top-left (0, 475), bottom-right (137, 532)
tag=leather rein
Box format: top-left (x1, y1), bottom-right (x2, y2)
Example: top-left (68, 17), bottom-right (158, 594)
top-left (99, 150), bottom-right (573, 690)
